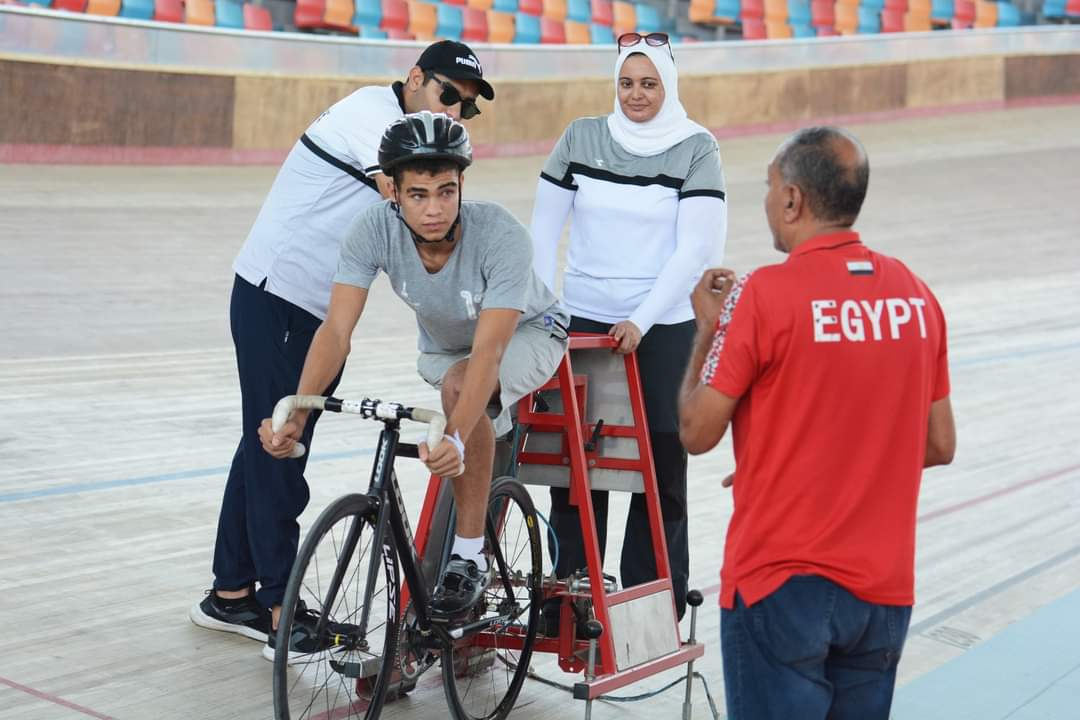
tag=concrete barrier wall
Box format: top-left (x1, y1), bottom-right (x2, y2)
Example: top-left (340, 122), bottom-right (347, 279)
top-left (2, 7), bottom-right (1079, 161)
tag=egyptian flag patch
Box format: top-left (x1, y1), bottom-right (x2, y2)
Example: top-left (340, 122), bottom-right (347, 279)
top-left (847, 260), bottom-right (874, 275)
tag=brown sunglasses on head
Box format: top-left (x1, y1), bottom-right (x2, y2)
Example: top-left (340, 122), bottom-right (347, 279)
top-left (617, 32), bottom-right (674, 59)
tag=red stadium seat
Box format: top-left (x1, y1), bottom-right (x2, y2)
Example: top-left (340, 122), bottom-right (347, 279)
top-left (810, 0), bottom-right (832, 26)
top-left (541, 14), bottom-right (566, 39)
top-left (884, 0), bottom-right (907, 10)
top-left (461, 6), bottom-right (488, 38)
top-left (243, 2), bottom-right (272, 27)
top-left (386, 27), bottom-right (416, 37)
top-left (294, 0), bottom-right (325, 27)
top-left (740, 0), bottom-right (764, 19)
top-left (519, 0), bottom-right (542, 13)
top-left (55, 0), bottom-right (87, 10)
top-left (816, 23), bottom-right (837, 33)
top-left (380, 0), bottom-right (409, 29)
top-left (881, 7), bottom-right (904, 29)
top-left (153, 0), bottom-right (182, 21)
top-left (742, 16), bottom-right (766, 36)
top-left (591, 0), bottom-right (612, 23)
top-left (952, 0), bottom-right (974, 25)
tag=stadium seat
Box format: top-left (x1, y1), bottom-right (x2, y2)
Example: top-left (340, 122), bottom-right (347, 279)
top-left (1042, 0), bottom-right (1065, 16)
top-left (461, 6), bottom-right (488, 38)
top-left (1066, 0), bottom-right (1080, 14)
top-left (857, 5), bottom-right (880, 29)
top-left (386, 27), bottom-right (416, 37)
top-left (185, 0), bottom-right (214, 22)
top-left (54, 0), bottom-right (86, 11)
top-left (790, 20), bottom-right (814, 34)
top-left (881, 7), bottom-right (904, 29)
top-left (904, 9), bottom-right (931, 27)
top-left (544, 0), bottom-right (568, 20)
top-left (634, 2), bottom-right (662, 29)
top-left (153, 0), bottom-right (182, 21)
top-left (468, 0), bottom-right (494, 9)
top-left (591, 0), bottom-right (613, 22)
top-left (358, 23), bottom-right (388, 35)
top-left (566, 0), bottom-right (589, 20)
top-left (810, 0), bottom-right (832, 26)
top-left (884, 0), bottom-right (906, 9)
top-left (295, 0), bottom-right (324, 27)
top-left (951, 0), bottom-right (973, 24)
top-left (120, 0), bottom-right (153, 18)
top-left (860, 0), bottom-right (884, 9)
top-left (380, 0), bottom-right (409, 29)
top-left (765, 17), bottom-right (792, 34)
top-left (764, 0), bottom-right (787, 21)
top-left (564, 17), bottom-right (591, 39)
top-left (487, 8), bottom-right (515, 38)
top-left (215, 0), bottom-right (244, 25)
top-left (516, 10), bottom-right (542, 39)
top-left (494, 0), bottom-right (518, 10)
top-left (929, 0), bottom-right (952, 23)
top-left (714, 0), bottom-right (740, 21)
top-left (23, 0), bottom-right (53, 6)
top-left (742, 15), bottom-right (766, 35)
top-left (834, 1), bottom-right (858, 31)
top-left (519, 0), bottom-right (542, 13)
top-left (590, 21), bottom-right (615, 40)
top-left (541, 14), bottom-right (567, 39)
top-left (243, 2), bottom-right (272, 27)
top-left (353, 0), bottom-right (381, 26)
top-left (87, 0), bottom-right (121, 14)
top-left (408, 0), bottom-right (437, 34)
top-left (973, 0), bottom-right (995, 25)
top-left (816, 23), bottom-right (838, 32)
top-left (689, 0), bottom-right (716, 21)
top-left (612, 0), bottom-right (636, 31)
top-left (787, 0), bottom-right (810, 23)
top-left (436, 3), bottom-right (464, 36)
top-left (996, 0), bottom-right (1019, 24)
top-left (740, 0), bottom-right (763, 18)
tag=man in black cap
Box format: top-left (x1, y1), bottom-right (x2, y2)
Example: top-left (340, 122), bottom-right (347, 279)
top-left (190, 40), bottom-right (494, 658)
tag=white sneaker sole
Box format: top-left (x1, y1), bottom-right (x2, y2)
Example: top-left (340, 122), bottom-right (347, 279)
top-left (189, 602), bottom-right (268, 643)
top-left (261, 641), bottom-right (347, 665)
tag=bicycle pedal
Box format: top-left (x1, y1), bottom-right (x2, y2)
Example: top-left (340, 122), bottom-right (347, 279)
top-left (329, 655), bottom-right (382, 679)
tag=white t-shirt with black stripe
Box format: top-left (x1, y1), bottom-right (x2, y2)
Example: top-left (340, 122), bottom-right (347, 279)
top-left (232, 84), bottom-right (405, 320)
top-left (531, 116), bottom-right (727, 334)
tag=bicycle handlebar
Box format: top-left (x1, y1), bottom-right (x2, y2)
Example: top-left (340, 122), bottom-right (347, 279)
top-left (271, 395), bottom-right (447, 459)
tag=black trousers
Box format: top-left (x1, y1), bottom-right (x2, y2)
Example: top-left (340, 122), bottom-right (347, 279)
top-left (548, 316), bottom-right (695, 619)
top-left (212, 275), bottom-right (342, 609)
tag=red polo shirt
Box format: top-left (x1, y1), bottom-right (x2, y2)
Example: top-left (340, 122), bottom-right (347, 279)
top-left (701, 231), bottom-right (949, 609)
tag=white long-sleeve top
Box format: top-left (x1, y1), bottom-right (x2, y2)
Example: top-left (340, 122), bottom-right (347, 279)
top-left (529, 116), bottom-right (727, 335)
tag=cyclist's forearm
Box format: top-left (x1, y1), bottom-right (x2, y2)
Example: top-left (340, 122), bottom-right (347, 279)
top-left (446, 348), bottom-right (500, 441)
top-left (292, 324), bottom-right (350, 418)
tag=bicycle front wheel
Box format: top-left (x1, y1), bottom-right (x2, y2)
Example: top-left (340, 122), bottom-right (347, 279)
top-left (442, 477), bottom-right (543, 720)
top-left (273, 493), bottom-right (400, 720)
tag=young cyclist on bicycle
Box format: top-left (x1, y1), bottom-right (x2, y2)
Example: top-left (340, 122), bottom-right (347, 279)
top-left (262, 111), bottom-right (569, 654)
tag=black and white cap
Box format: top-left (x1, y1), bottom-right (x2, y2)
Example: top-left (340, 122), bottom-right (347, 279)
top-left (416, 40), bottom-right (494, 101)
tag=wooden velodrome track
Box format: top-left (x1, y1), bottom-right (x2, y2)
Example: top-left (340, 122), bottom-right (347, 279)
top-left (2, 102), bottom-right (1079, 719)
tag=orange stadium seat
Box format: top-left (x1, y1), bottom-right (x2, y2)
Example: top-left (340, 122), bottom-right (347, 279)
top-left (380, 0), bottom-right (409, 29)
top-left (408, 0), bottom-right (437, 34)
top-left (324, 0), bottom-right (355, 27)
top-left (763, 0), bottom-right (787, 20)
top-left (834, 1), bottom-right (859, 32)
top-left (904, 8), bottom-right (931, 28)
top-left (907, 0), bottom-right (930, 14)
top-left (468, 0), bottom-right (494, 9)
top-left (185, 0), bottom-right (215, 23)
top-left (973, 0), bottom-right (996, 25)
top-left (153, 0), bottom-right (182, 20)
top-left (765, 17), bottom-right (792, 35)
top-left (487, 8), bottom-right (515, 38)
top-left (243, 2), bottom-right (272, 27)
top-left (591, 0), bottom-right (613, 23)
top-left (611, 0), bottom-right (635, 31)
top-left (87, 0), bottom-right (121, 14)
top-left (742, 16), bottom-right (766, 36)
top-left (689, 0), bottom-right (716, 22)
top-left (543, 0), bottom-right (567, 20)
top-left (461, 6), bottom-right (488, 38)
top-left (565, 17), bottom-right (591, 39)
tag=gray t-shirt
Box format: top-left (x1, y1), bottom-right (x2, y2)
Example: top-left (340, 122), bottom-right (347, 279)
top-left (336, 200), bottom-right (569, 354)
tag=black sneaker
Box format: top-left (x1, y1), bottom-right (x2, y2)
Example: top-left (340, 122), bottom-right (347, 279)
top-left (189, 590), bottom-right (270, 643)
top-left (262, 603), bottom-right (357, 665)
top-left (431, 554), bottom-right (491, 619)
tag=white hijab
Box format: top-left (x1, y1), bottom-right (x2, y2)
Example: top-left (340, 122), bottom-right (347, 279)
top-left (606, 41), bottom-right (711, 158)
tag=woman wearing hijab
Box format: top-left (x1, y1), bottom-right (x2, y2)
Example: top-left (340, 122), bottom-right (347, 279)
top-left (530, 32), bottom-right (727, 629)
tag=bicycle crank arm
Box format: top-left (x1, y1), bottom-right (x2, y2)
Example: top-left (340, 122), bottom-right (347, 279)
top-left (446, 612), bottom-right (515, 640)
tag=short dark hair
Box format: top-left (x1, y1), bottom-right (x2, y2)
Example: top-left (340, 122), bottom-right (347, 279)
top-left (390, 158), bottom-right (463, 188)
top-left (776, 127), bottom-right (869, 224)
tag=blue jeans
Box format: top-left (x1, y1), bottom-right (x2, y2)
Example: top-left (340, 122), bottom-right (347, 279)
top-left (721, 575), bottom-right (912, 720)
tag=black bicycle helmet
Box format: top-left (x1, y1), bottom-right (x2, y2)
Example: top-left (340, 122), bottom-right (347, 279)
top-left (378, 111), bottom-right (473, 175)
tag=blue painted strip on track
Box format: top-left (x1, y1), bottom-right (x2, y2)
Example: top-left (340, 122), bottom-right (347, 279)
top-left (2, 340), bottom-right (1078, 505)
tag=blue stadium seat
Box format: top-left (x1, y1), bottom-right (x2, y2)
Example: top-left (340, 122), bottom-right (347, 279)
top-left (358, 23), bottom-right (389, 36)
top-left (634, 2), bottom-right (662, 29)
top-left (437, 3), bottom-right (464, 37)
top-left (857, 4), bottom-right (880, 29)
top-left (119, 0), bottom-right (153, 18)
top-left (215, 0), bottom-right (244, 26)
top-left (515, 10), bottom-right (542, 40)
top-left (787, 0), bottom-right (811, 24)
top-left (790, 20), bottom-right (815, 34)
top-left (23, 0), bottom-right (53, 6)
top-left (714, 0), bottom-right (740, 19)
top-left (859, 0), bottom-right (884, 9)
top-left (996, 0), bottom-right (1020, 24)
top-left (354, 0), bottom-right (382, 25)
top-left (567, 0), bottom-right (591, 21)
top-left (590, 21), bottom-right (614, 40)
top-left (1043, 0), bottom-right (1066, 15)
top-left (494, 0), bottom-right (519, 11)
top-left (930, 0), bottom-right (953, 21)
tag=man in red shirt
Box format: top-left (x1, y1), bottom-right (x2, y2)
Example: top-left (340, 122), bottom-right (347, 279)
top-left (679, 126), bottom-right (956, 720)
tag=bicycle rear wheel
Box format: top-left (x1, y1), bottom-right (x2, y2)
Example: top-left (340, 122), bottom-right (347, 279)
top-left (273, 493), bottom-right (400, 720)
top-left (442, 476), bottom-right (542, 720)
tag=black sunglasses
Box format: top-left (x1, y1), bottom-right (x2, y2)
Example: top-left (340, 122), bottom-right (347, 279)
top-left (424, 72), bottom-right (481, 120)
